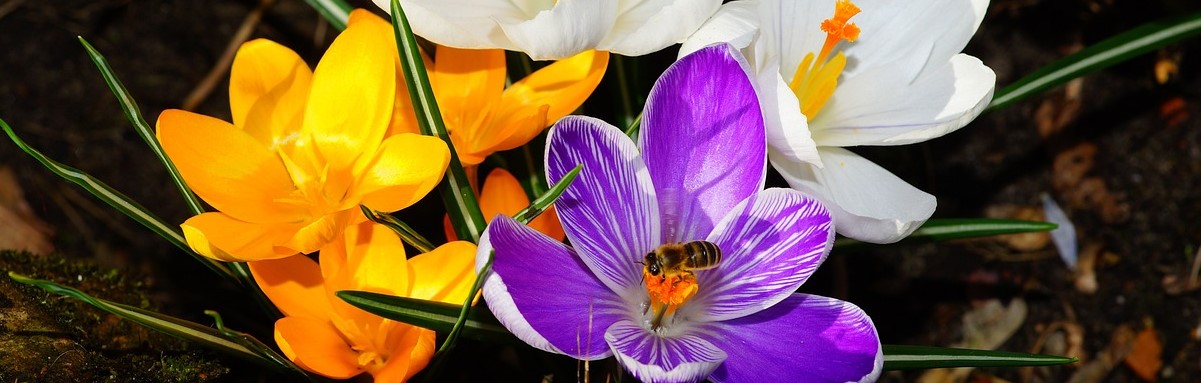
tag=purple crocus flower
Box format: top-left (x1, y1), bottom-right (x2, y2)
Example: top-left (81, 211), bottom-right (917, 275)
top-left (477, 43), bottom-right (882, 383)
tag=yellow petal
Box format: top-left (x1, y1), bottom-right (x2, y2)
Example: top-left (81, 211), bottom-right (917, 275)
top-left (321, 221), bottom-right (411, 296)
top-left (353, 133), bottom-right (450, 212)
top-left (275, 317), bottom-right (362, 379)
top-left (431, 46), bottom-right (506, 145)
top-left (372, 326), bottom-right (436, 383)
top-left (282, 208), bottom-right (357, 255)
top-left (493, 49), bottom-right (609, 149)
top-left (464, 104), bottom-right (548, 162)
top-left (386, 47), bottom-right (433, 138)
top-left (157, 109), bottom-right (305, 223)
top-left (406, 241), bottom-right (478, 304)
top-left (229, 38), bottom-right (312, 146)
top-left (302, 9), bottom-right (396, 171)
top-left (248, 255), bottom-right (332, 320)
top-left (182, 212), bottom-right (301, 262)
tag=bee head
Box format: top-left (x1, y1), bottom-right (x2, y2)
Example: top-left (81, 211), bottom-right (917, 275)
top-left (643, 253), bottom-right (661, 276)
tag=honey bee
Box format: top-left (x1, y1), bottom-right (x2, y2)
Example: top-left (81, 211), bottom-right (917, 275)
top-left (643, 241), bottom-right (722, 280)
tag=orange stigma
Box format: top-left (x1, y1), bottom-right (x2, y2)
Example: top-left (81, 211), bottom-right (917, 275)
top-left (644, 271), bottom-right (699, 330)
top-left (789, 0), bottom-right (862, 120)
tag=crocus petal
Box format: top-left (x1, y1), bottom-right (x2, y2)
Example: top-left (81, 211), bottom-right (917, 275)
top-left (754, 0), bottom-right (826, 84)
top-left (677, 0), bottom-right (758, 57)
top-left (704, 294), bottom-right (882, 383)
top-left (372, 326), bottom-right (436, 383)
top-left (283, 209), bottom-right (357, 255)
top-left (499, 0), bottom-right (617, 61)
top-left (479, 215), bottom-right (623, 359)
top-left (772, 147), bottom-right (935, 244)
top-left (321, 221), bottom-right (410, 296)
top-left (476, 168), bottom-right (565, 241)
top-left (301, 10), bottom-right (395, 171)
top-left (598, 0), bottom-right (722, 57)
top-left (686, 188), bottom-right (833, 322)
top-left (181, 212), bottom-right (301, 262)
top-left (490, 49), bottom-right (609, 151)
top-left (432, 46), bottom-right (506, 145)
top-left (605, 320), bottom-right (726, 383)
top-left (275, 317), bottom-right (362, 379)
top-left (641, 43), bottom-right (765, 243)
top-left (547, 116), bottom-right (660, 293)
top-left (249, 254), bottom-right (332, 320)
top-left (353, 133), bottom-right (450, 212)
top-left (372, 0), bottom-right (527, 51)
top-left (840, 0), bottom-right (988, 80)
top-left (156, 109), bottom-right (304, 223)
top-left (407, 241), bottom-right (477, 304)
top-left (228, 38), bottom-right (312, 147)
top-left (811, 54), bottom-right (996, 146)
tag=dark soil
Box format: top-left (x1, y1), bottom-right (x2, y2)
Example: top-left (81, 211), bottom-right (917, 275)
top-left (0, 0), bottom-right (1199, 382)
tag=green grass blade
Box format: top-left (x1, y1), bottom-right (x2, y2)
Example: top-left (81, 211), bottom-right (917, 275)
top-left (300, 0), bottom-right (350, 30)
top-left (78, 37), bottom-right (205, 217)
top-left (834, 218), bottom-right (1057, 248)
top-left (512, 164), bottom-right (581, 224)
top-left (8, 272), bottom-right (307, 376)
top-left (1, 118), bottom-right (234, 279)
top-left (360, 205), bottom-right (436, 253)
top-left (389, 0), bottom-right (487, 243)
top-left (883, 344), bottom-right (1078, 370)
top-left (336, 290), bottom-right (517, 344)
top-left (989, 11), bottom-right (1201, 110)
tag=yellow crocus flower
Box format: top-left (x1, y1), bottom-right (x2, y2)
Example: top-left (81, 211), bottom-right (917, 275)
top-left (156, 10), bottom-right (449, 262)
top-left (249, 222), bottom-right (476, 382)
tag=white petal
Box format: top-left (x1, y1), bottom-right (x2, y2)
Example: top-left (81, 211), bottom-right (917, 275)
top-left (762, 64), bottom-right (822, 166)
top-left (771, 147), bottom-right (935, 244)
top-left (600, 0), bottom-right (722, 56)
top-left (753, 0), bottom-right (826, 82)
top-left (678, 0), bottom-right (758, 58)
top-left (374, 0), bottom-right (527, 50)
top-left (813, 54), bottom-right (995, 146)
top-left (499, 0), bottom-right (617, 60)
top-left (843, 0), bottom-right (988, 79)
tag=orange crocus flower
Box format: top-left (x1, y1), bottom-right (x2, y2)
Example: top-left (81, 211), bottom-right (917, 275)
top-left (416, 46), bottom-right (608, 166)
top-left (445, 168), bottom-right (565, 241)
top-left (157, 10), bottom-right (448, 262)
top-left (250, 222), bottom-right (476, 382)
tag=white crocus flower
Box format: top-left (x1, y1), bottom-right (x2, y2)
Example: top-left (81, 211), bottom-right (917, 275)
top-left (681, 0), bottom-right (996, 243)
top-left (374, 0), bottom-right (722, 60)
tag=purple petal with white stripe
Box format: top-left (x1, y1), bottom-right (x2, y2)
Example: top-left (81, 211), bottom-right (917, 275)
top-left (546, 116), bottom-right (661, 294)
top-left (685, 188), bottom-right (833, 322)
top-left (640, 43), bottom-right (766, 243)
top-left (606, 320), bottom-right (727, 383)
top-left (702, 294), bottom-right (882, 383)
top-left (479, 215), bottom-right (624, 359)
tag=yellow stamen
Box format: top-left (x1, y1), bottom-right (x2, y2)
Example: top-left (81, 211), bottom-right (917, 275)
top-left (788, 0), bottom-right (861, 120)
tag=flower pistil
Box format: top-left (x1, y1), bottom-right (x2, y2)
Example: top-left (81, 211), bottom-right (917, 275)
top-left (643, 271), bottom-right (700, 331)
top-left (789, 0), bottom-right (861, 119)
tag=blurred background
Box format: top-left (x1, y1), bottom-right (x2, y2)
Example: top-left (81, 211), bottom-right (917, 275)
top-left (0, 0), bottom-right (1199, 381)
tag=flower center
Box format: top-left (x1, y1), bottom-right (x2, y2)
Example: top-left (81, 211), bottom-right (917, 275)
top-left (354, 348), bottom-right (387, 371)
top-left (788, 0), bottom-right (861, 120)
top-left (643, 271), bottom-right (699, 331)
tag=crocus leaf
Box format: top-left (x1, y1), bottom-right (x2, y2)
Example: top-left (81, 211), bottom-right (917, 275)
top-left (8, 272), bottom-right (309, 378)
top-left (512, 164), bottom-right (581, 225)
top-left (360, 205), bottom-right (436, 253)
top-left (882, 344), bottom-right (1078, 370)
top-left (834, 218), bottom-right (1057, 248)
top-left (989, 11), bottom-right (1201, 110)
top-left (0, 118), bottom-right (235, 280)
top-left (388, 0), bottom-right (487, 243)
top-left (300, 0), bottom-right (350, 30)
top-left (336, 289), bottom-right (518, 344)
top-left (79, 37), bottom-right (205, 217)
